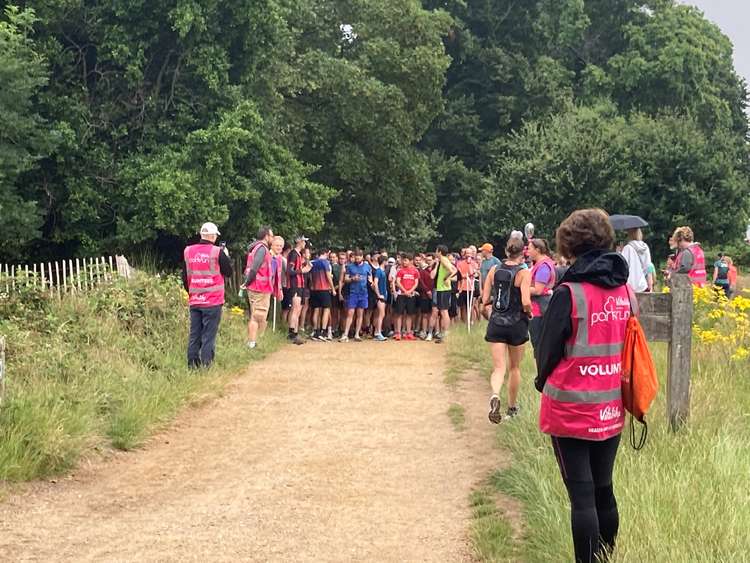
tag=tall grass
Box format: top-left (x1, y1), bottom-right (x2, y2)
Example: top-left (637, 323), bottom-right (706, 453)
top-left (0, 274), bottom-right (283, 482)
top-left (448, 323), bottom-right (750, 562)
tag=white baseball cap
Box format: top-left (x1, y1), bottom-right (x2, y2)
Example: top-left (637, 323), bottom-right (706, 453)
top-left (200, 222), bottom-right (221, 236)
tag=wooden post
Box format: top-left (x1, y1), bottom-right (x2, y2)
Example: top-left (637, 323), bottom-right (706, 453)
top-left (76, 258), bottom-right (82, 291)
top-left (62, 260), bottom-right (67, 294)
top-left (40, 262), bottom-right (47, 291)
top-left (636, 273), bottom-right (693, 432)
top-left (0, 335), bottom-right (5, 405)
top-left (48, 262), bottom-right (54, 294)
top-left (33, 263), bottom-right (38, 288)
top-left (108, 256), bottom-right (114, 281)
top-left (667, 274), bottom-right (692, 430)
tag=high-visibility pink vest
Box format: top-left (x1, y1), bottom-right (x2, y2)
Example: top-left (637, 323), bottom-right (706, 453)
top-left (184, 244), bottom-right (225, 307)
top-left (246, 243), bottom-right (275, 294)
top-left (539, 282), bottom-right (629, 441)
top-left (530, 256), bottom-right (556, 317)
top-left (683, 243), bottom-right (706, 287)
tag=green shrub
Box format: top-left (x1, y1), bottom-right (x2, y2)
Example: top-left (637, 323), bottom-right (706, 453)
top-left (0, 273), bottom-right (282, 481)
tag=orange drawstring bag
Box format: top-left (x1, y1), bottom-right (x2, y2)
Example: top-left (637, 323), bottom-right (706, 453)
top-left (622, 289), bottom-right (659, 449)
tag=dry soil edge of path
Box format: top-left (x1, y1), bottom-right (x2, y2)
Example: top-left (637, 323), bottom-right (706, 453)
top-left (0, 340), bottom-right (510, 562)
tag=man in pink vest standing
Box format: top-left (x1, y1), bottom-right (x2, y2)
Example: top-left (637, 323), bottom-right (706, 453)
top-left (243, 226), bottom-right (281, 350)
top-left (182, 222), bottom-right (233, 368)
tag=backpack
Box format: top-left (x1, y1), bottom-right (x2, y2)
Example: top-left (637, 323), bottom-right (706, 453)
top-left (621, 288), bottom-right (659, 449)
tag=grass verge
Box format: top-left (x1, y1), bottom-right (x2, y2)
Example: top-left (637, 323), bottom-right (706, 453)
top-left (0, 274), bottom-right (284, 482)
top-left (448, 322), bottom-right (750, 562)
top-left (447, 402), bottom-right (466, 431)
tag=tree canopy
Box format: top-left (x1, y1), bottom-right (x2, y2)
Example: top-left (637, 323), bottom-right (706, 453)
top-left (0, 0), bottom-right (748, 260)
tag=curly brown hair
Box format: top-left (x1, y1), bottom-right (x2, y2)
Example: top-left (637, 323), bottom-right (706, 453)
top-left (555, 209), bottom-right (615, 260)
top-left (672, 226), bottom-right (694, 244)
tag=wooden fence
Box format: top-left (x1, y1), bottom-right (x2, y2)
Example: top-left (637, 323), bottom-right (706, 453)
top-left (0, 255), bottom-right (133, 296)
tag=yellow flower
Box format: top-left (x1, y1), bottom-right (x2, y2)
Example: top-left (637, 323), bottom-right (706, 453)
top-left (230, 306), bottom-right (244, 315)
top-left (661, 286), bottom-right (671, 294)
top-left (731, 347), bottom-right (749, 361)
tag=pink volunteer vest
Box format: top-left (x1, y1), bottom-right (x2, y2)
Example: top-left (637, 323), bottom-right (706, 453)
top-left (539, 282), bottom-right (629, 441)
top-left (530, 257), bottom-right (556, 317)
top-left (184, 244), bottom-right (225, 307)
top-left (246, 243), bottom-right (275, 294)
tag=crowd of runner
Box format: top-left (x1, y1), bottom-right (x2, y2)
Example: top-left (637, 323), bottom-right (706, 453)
top-left (267, 235), bottom-right (568, 346)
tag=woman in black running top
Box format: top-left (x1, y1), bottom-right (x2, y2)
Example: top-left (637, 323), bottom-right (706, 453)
top-left (482, 238), bottom-right (531, 423)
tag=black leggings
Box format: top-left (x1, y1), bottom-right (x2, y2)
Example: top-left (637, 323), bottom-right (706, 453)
top-left (551, 435), bottom-right (621, 563)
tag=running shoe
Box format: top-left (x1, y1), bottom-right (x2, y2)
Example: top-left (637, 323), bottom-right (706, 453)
top-left (504, 406), bottom-right (520, 420)
top-left (339, 335), bottom-right (349, 343)
top-left (292, 334), bottom-right (306, 345)
top-left (354, 334), bottom-right (362, 342)
top-left (433, 333), bottom-right (443, 343)
top-left (405, 332), bottom-right (416, 341)
top-left (245, 340), bottom-right (257, 350)
top-left (374, 333), bottom-right (387, 341)
top-left (386, 330), bottom-right (395, 338)
top-left (393, 333), bottom-right (402, 341)
top-left (416, 331), bottom-right (426, 340)
top-left (425, 332), bottom-right (433, 342)
top-left (488, 395), bottom-right (502, 424)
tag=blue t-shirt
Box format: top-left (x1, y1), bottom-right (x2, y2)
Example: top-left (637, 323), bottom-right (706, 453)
top-left (374, 268), bottom-right (388, 300)
top-left (310, 258), bottom-right (332, 291)
top-left (346, 262), bottom-right (371, 295)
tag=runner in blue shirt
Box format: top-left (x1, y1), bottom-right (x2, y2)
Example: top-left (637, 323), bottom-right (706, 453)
top-left (341, 249), bottom-right (372, 342)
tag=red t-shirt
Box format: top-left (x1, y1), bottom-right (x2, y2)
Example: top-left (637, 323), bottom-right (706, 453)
top-left (396, 267), bottom-right (420, 294)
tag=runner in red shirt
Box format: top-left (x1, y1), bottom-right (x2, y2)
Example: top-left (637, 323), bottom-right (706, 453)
top-left (394, 253), bottom-right (420, 341)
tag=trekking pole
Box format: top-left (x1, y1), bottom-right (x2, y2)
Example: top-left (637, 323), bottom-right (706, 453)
top-left (467, 281), bottom-right (473, 333)
top-left (272, 297), bottom-right (277, 332)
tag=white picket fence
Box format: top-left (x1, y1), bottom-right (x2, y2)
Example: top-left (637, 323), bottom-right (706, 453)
top-left (0, 255), bottom-right (133, 296)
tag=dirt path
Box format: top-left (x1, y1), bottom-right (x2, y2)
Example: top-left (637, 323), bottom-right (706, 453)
top-left (0, 340), bottom-right (505, 562)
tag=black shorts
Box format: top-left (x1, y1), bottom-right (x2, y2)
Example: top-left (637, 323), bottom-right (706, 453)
top-left (282, 287), bottom-right (293, 310)
top-left (457, 291), bottom-right (475, 308)
top-left (395, 295), bottom-right (418, 315)
top-left (284, 287), bottom-right (304, 309)
top-left (433, 291), bottom-right (451, 311)
top-left (302, 287), bottom-right (311, 300)
top-left (310, 290), bottom-right (332, 309)
top-left (367, 289), bottom-right (378, 310)
top-left (485, 318), bottom-right (529, 345)
top-left (419, 297), bottom-right (433, 314)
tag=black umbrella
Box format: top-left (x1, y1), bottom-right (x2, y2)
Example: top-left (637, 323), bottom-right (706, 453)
top-left (609, 214), bottom-right (648, 230)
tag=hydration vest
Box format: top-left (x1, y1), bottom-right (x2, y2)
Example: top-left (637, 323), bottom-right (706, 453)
top-left (489, 263), bottom-right (524, 327)
top-left (539, 282), bottom-right (629, 441)
top-left (184, 243), bottom-right (225, 308)
top-left (245, 242), bottom-right (275, 294)
top-left (530, 257), bottom-right (557, 317)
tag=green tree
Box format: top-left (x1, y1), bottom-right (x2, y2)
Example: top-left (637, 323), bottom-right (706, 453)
top-left (0, 6), bottom-right (52, 256)
top-left (483, 104), bottom-right (749, 249)
top-left (284, 0), bottom-right (452, 247)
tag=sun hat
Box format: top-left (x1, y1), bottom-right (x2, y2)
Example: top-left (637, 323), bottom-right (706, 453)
top-left (480, 243), bottom-right (493, 252)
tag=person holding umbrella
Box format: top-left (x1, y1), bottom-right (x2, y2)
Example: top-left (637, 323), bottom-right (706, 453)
top-left (610, 215), bottom-right (651, 293)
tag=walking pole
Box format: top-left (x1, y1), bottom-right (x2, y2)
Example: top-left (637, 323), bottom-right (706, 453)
top-left (272, 296), bottom-right (277, 332)
top-left (467, 279), bottom-right (473, 333)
